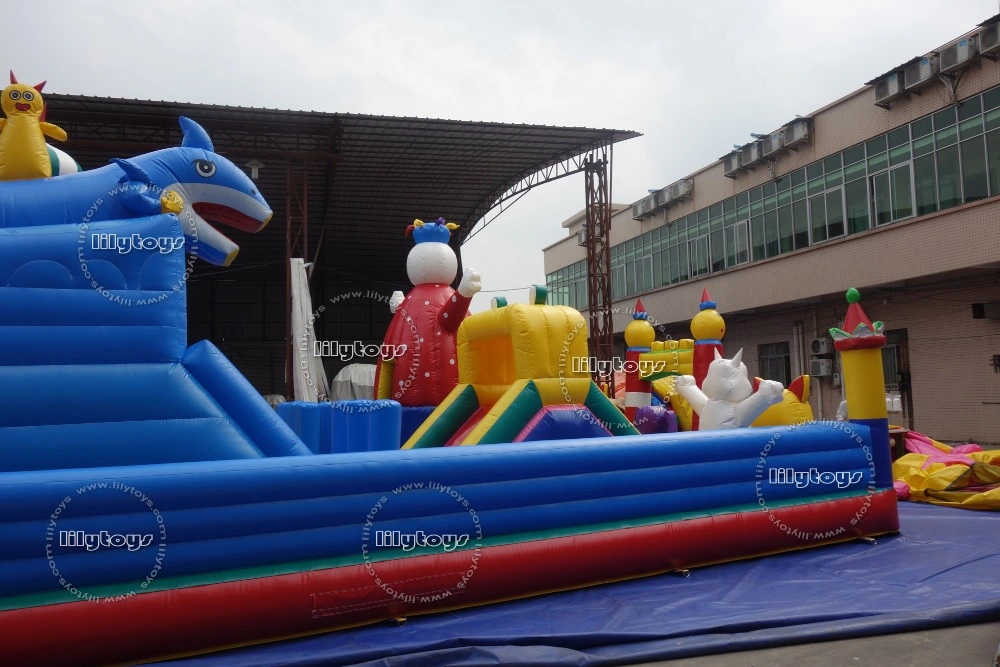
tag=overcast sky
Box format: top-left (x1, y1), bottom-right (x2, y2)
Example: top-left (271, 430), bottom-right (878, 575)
top-left (7, 0), bottom-right (995, 310)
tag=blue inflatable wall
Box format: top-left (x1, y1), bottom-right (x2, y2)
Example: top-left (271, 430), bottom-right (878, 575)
top-left (0, 422), bottom-right (885, 599)
top-left (0, 214), bottom-right (310, 471)
top-left (277, 400), bottom-right (401, 454)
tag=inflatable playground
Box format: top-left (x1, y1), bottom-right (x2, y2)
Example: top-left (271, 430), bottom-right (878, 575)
top-left (0, 77), bottom-right (996, 666)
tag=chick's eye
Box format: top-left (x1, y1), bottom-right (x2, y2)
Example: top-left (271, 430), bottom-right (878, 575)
top-left (194, 159), bottom-right (216, 177)
top-left (22, 91), bottom-right (33, 101)
top-left (8, 91), bottom-right (20, 100)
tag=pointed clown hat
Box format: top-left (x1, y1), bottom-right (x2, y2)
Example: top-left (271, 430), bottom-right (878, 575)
top-left (406, 217), bottom-right (459, 244)
top-left (699, 288), bottom-right (717, 311)
top-left (633, 298), bottom-right (649, 321)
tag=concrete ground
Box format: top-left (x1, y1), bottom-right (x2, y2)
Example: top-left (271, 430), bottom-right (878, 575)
top-left (633, 621), bottom-right (1000, 667)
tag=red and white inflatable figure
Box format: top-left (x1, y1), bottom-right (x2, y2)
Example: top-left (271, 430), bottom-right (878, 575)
top-left (374, 218), bottom-right (481, 406)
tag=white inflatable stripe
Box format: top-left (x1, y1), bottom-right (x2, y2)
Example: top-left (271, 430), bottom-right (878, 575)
top-left (47, 144), bottom-right (82, 176)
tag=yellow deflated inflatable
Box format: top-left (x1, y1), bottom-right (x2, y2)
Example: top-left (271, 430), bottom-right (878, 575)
top-left (892, 431), bottom-right (1000, 510)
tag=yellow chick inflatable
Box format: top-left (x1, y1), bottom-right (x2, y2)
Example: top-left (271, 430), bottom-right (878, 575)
top-left (0, 71), bottom-right (68, 181)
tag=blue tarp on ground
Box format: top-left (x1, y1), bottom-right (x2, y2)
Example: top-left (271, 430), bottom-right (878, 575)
top-left (162, 502), bottom-right (1000, 667)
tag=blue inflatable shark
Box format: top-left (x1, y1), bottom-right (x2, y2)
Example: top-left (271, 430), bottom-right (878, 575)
top-left (0, 117), bottom-right (271, 266)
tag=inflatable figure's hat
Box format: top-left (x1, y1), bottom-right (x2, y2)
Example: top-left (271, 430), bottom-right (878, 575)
top-left (699, 289), bottom-right (717, 311)
top-left (633, 298), bottom-right (648, 321)
top-left (830, 288), bottom-right (885, 351)
top-left (406, 217), bottom-right (459, 244)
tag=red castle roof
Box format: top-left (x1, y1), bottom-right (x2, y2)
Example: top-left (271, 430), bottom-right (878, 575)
top-left (830, 288), bottom-right (885, 351)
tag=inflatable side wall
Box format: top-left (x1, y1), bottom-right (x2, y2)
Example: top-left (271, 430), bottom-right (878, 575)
top-left (0, 423), bottom-right (898, 665)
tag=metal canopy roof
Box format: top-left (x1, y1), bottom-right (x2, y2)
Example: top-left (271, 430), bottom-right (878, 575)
top-left (45, 94), bottom-right (640, 284)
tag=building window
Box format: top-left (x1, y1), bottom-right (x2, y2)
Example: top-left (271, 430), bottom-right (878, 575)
top-left (758, 342), bottom-right (792, 386)
top-left (778, 205), bottom-right (794, 253)
top-left (792, 198), bottom-right (810, 248)
top-left (809, 194), bottom-right (827, 242)
top-left (889, 164), bottom-right (913, 221)
top-left (961, 137), bottom-right (989, 203)
top-left (689, 235), bottom-right (709, 277)
top-left (710, 229), bottom-right (726, 272)
top-left (750, 216), bottom-right (765, 261)
top-left (845, 178), bottom-right (869, 233)
top-left (936, 144), bottom-right (962, 210)
top-left (870, 161), bottom-right (913, 228)
top-left (637, 254), bottom-right (653, 293)
top-left (826, 188), bottom-right (846, 237)
top-left (726, 220), bottom-right (750, 267)
top-left (913, 153), bottom-right (938, 216)
top-left (586, 82), bottom-right (1000, 296)
top-left (986, 129), bottom-right (1000, 196)
top-left (764, 210), bottom-right (779, 257)
top-left (676, 242), bottom-right (689, 282)
top-left (871, 171), bottom-right (891, 225)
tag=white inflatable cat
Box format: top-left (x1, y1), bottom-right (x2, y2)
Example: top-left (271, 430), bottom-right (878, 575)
top-left (674, 348), bottom-right (784, 430)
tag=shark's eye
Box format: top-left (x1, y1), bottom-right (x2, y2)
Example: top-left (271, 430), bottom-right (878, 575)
top-left (193, 159), bottom-right (216, 178)
top-left (22, 91), bottom-right (33, 101)
top-left (8, 91), bottom-right (20, 100)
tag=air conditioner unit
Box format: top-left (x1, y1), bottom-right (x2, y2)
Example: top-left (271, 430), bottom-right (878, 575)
top-left (668, 179), bottom-right (693, 201)
top-left (904, 56), bottom-right (939, 91)
top-left (940, 36), bottom-right (978, 75)
top-left (981, 23), bottom-right (1000, 56)
top-left (722, 151), bottom-right (743, 178)
top-left (657, 185), bottom-right (673, 208)
top-left (632, 200), bottom-right (647, 220)
top-left (761, 131), bottom-right (785, 157)
top-left (874, 72), bottom-right (904, 106)
top-left (810, 337), bottom-right (833, 355)
top-left (809, 358), bottom-right (833, 377)
top-left (783, 118), bottom-right (811, 149)
top-left (741, 141), bottom-right (764, 167)
top-left (576, 224), bottom-right (587, 247)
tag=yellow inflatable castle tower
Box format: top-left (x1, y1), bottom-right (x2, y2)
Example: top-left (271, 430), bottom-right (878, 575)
top-left (404, 287), bottom-right (638, 448)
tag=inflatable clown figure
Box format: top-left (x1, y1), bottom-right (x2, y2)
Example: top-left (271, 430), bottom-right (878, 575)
top-left (375, 218), bottom-right (481, 406)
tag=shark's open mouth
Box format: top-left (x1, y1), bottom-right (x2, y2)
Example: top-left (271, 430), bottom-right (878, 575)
top-left (192, 202), bottom-right (272, 233)
top-left (165, 181), bottom-right (273, 267)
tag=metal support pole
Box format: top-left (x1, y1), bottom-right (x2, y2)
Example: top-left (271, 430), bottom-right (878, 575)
top-left (285, 159), bottom-right (310, 399)
top-left (584, 144), bottom-right (615, 396)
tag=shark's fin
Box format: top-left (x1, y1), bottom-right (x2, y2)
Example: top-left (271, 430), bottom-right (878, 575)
top-left (111, 158), bottom-right (161, 215)
top-left (111, 158), bottom-right (153, 185)
top-left (179, 116), bottom-right (214, 151)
